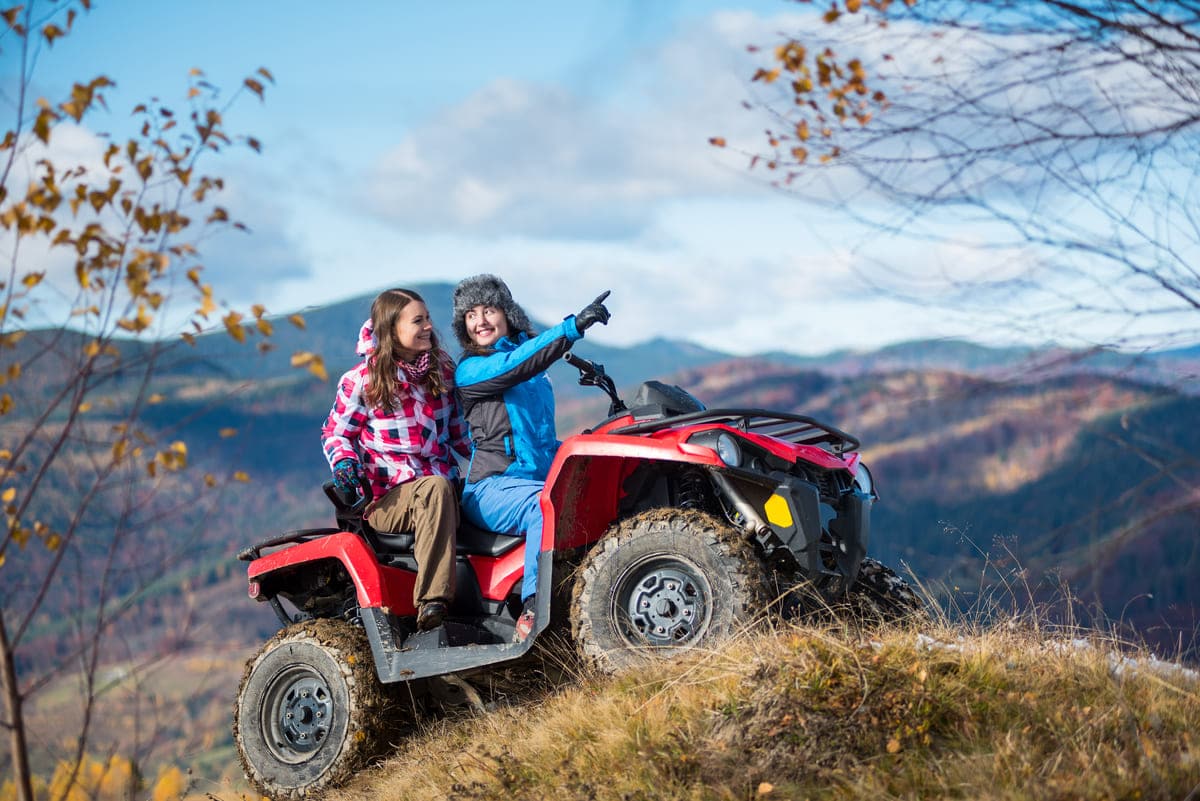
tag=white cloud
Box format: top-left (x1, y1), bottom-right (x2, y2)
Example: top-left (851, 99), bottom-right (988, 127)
top-left (358, 12), bottom-right (804, 241)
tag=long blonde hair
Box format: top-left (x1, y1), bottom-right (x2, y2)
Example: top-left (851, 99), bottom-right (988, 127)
top-left (364, 288), bottom-right (450, 413)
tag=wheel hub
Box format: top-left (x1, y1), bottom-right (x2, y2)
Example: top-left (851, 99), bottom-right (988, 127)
top-left (264, 668), bottom-right (333, 761)
top-left (625, 565), bottom-right (706, 646)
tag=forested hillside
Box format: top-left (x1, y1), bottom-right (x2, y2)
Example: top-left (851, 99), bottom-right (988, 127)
top-left (5, 291), bottom-right (1199, 792)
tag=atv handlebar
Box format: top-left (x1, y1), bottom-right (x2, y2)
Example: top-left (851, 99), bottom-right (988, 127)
top-left (563, 351), bottom-right (627, 415)
top-left (562, 350), bottom-right (592, 372)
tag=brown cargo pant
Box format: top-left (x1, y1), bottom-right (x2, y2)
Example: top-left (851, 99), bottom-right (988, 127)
top-left (366, 475), bottom-right (458, 607)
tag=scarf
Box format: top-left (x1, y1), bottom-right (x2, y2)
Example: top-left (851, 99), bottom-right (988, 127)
top-left (398, 350), bottom-right (432, 383)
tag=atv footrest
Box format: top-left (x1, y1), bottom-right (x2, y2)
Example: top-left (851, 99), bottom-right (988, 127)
top-left (402, 627), bottom-right (448, 651)
top-left (359, 606), bottom-right (541, 684)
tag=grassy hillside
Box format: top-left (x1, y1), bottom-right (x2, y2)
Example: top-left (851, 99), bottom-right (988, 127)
top-left (18, 601), bottom-right (1199, 801)
top-left (276, 615), bottom-right (1200, 801)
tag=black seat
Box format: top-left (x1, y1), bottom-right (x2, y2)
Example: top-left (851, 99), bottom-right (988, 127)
top-left (322, 481), bottom-right (522, 557)
top-left (370, 519), bottom-right (522, 557)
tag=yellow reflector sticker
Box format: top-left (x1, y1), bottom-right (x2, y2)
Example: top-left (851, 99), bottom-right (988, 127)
top-left (764, 494), bottom-right (793, 528)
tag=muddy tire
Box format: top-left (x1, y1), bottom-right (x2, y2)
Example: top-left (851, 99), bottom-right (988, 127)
top-left (847, 557), bottom-right (925, 621)
top-left (234, 618), bottom-right (398, 801)
top-left (571, 509), bottom-right (766, 674)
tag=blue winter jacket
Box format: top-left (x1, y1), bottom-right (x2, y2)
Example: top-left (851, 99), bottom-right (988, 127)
top-left (455, 318), bottom-right (583, 484)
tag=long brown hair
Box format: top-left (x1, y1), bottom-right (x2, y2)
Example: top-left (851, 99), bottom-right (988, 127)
top-left (364, 288), bottom-right (450, 413)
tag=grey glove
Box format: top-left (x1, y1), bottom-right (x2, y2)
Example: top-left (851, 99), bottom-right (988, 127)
top-left (575, 290), bottom-right (611, 334)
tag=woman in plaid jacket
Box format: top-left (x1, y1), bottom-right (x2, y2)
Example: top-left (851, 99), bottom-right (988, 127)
top-left (321, 288), bottom-right (471, 631)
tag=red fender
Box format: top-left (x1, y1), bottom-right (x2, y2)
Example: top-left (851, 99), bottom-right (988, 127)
top-left (247, 532), bottom-right (413, 612)
top-left (540, 432), bottom-right (723, 552)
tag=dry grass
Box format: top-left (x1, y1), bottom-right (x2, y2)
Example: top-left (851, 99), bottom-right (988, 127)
top-left (316, 614), bottom-right (1200, 801)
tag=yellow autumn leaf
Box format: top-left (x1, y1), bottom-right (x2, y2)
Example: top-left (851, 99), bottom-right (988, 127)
top-left (148, 393), bottom-right (164, 404)
top-left (78, 401), bottom-right (91, 412)
top-left (223, 310), bottom-right (246, 343)
top-left (219, 428), bottom-right (238, 438)
top-left (1, 488), bottom-right (15, 503)
top-left (233, 470), bottom-right (250, 482)
top-left (21, 271), bottom-right (43, 288)
top-left (293, 351), bottom-right (330, 380)
top-left (288, 313), bottom-right (306, 330)
top-left (203, 473), bottom-right (216, 487)
top-left (887, 738), bottom-right (902, 753)
top-left (757, 783), bottom-right (774, 796)
top-left (198, 288), bottom-right (217, 318)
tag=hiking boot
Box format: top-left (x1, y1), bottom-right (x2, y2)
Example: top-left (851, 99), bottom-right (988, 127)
top-left (417, 601), bottom-right (447, 631)
top-left (512, 596), bottom-right (536, 643)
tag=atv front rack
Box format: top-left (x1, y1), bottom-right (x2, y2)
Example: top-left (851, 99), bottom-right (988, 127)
top-left (610, 408), bottom-right (860, 453)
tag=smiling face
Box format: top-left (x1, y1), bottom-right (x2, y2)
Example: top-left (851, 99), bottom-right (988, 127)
top-left (393, 301), bottom-right (434, 359)
top-left (464, 304), bottom-right (510, 349)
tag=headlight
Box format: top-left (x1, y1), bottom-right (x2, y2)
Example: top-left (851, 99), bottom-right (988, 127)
top-left (853, 462), bottom-right (874, 496)
top-left (715, 433), bottom-right (742, 467)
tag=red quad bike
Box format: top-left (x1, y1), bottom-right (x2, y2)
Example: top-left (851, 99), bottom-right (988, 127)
top-left (233, 351), bottom-right (921, 800)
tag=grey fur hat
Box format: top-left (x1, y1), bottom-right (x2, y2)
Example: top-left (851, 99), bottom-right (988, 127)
top-left (451, 273), bottom-right (536, 348)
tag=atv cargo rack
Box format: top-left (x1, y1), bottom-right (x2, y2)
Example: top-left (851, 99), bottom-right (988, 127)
top-left (611, 408), bottom-right (860, 454)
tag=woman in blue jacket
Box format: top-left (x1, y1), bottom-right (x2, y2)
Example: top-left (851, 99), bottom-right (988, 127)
top-left (452, 274), bottom-right (610, 642)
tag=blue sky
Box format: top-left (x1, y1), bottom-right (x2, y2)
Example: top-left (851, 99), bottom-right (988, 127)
top-left (7, 1), bottom-right (1178, 356)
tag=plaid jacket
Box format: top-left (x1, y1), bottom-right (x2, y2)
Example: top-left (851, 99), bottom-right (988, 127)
top-left (321, 322), bottom-right (471, 500)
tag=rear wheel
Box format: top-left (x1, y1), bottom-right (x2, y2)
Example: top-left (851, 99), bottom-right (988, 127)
top-left (234, 618), bottom-right (404, 801)
top-left (571, 509), bottom-right (766, 673)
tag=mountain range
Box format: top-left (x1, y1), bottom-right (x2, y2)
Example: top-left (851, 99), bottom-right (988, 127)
top-left (14, 282), bottom-right (1199, 644)
top-left (164, 285), bottom-right (1200, 647)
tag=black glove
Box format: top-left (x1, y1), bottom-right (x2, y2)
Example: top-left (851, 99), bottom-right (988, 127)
top-left (332, 458), bottom-right (364, 494)
top-left (575, 290), bottom-right (611, 334)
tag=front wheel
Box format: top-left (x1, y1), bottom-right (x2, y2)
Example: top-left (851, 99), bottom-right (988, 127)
top-left (571, 509), bottom-right (766, 674)
top-left (847, 557), bottom-right (926, 621)
top-left (234, 618), bottom-right (401, 801)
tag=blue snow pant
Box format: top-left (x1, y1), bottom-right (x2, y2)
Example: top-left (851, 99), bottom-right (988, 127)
top-left (461, 475), bottom-right (544, 602)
